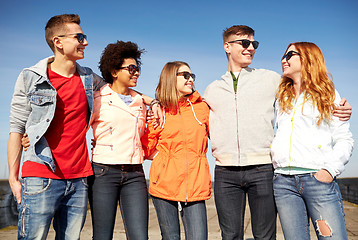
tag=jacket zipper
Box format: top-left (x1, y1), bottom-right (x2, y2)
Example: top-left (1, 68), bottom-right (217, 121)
top-left (288, 96), bottom-right (309, 171)
top-left (235, 73), bottom-right (240, 164)
top-left (130, 115), bottom-right (139, 160)
top-left (96, 127), bottom-right (113, 138)
top-left (181, 111), bottom-right (189, 203)
top-left (96, 143), bottom-right (113, 151)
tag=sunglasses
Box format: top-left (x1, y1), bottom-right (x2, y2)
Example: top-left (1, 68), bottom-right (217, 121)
top-left (282, 50), bottom-right (300, 61)
top-left (177, 71), bottom-right (196, 81)
top-left (57, 33), bottom-right (87, 44)
top-left (119, 64), bottom-right (141, 75)
top-left (227, 39), bottom-right (259, 49)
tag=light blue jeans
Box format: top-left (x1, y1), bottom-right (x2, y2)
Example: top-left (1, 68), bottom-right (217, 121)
top-left (152, 196), bottom-right (208, 240)
top-left (18, 177), bottom-right (88, 240)
top-left (273, 173), bottom-right (348, 240)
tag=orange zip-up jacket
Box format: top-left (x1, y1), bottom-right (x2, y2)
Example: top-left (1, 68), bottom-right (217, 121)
top-left (142, 91), bottom-right (211, 202)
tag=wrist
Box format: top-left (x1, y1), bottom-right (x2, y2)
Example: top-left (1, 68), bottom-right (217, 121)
top-left (150, 99), bottom-right (160, 109)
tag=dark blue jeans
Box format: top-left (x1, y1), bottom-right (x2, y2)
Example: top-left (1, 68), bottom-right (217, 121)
top-left (152, 196), bottom-right (208, 240)
top-left (88, 163), bottom-right (148, 240)
top-left (214, 164), bottom-right (276, 240)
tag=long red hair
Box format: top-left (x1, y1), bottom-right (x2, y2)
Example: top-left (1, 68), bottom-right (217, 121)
top-left (277, 42), bottom-right (336, 125)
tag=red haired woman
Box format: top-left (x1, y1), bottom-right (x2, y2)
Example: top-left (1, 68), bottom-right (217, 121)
top-left (271, 42), bottom-right (353, 240)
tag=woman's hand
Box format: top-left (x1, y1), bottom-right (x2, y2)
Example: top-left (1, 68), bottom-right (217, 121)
top-left (314, 169), bottom-right (333, 183)
top-left (21, 133), bottom-right (30, 151)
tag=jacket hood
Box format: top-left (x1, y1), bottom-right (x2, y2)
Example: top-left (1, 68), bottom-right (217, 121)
top-left (179, 90), bottom-right (202, 105)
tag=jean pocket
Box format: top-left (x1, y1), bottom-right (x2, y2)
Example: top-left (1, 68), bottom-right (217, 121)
top-left (256, 164), bottom-right (274, 172)
top-left (23, 177), bottom-right (51, 195)
top-left (92, 164), bottom-right (108, 177)
top-left (312, 174), bottom-right (333, 185)
top-left (81, 177), bottom-right (89, 188)
top-left (273, 173), bottom-right (280, 182)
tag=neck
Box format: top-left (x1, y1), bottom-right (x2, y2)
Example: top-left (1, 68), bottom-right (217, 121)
top-left (292, 77), bottom-right (303, 98)
top-left (111, 82), bottom-right (130, 95)
top-left (49, 55), bottom-right (77, 77)
top-left (227, 60), bottom-right (248, 73)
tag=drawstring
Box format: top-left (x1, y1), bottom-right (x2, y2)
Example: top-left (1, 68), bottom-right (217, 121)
top-left (187, 99), bottom-right (202, 125)
top-left (178, 202), bottom-right (182, 211)
top-left (161, 108), bottom-right (166, 128)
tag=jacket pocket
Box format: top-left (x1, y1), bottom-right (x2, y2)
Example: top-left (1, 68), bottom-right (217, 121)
top-left (93, 143), bottom-right (114, 155)
top-left (28, 92), bottom-right (54, 106)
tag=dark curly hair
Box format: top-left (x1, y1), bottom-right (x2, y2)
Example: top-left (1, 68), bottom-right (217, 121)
top-left (99, 41), bottom-right (145, 84)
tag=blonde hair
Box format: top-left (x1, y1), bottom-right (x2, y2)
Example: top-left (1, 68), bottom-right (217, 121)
top-left (155, 61), bottom-right (190, 114)
top-left (277, 42), bottom-right (336, 125)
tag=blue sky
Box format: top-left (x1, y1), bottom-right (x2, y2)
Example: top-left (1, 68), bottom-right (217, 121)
top-left (1, 0), bottom-right (357, 179)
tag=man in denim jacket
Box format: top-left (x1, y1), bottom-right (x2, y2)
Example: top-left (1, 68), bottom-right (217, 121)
top-left (7, 14), bottom-right (104, 240)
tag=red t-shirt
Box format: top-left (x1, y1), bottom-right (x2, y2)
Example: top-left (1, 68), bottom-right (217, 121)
top-left (22, 68), bottom-right (93, 179)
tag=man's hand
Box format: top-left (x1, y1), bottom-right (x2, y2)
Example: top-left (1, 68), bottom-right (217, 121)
top-left (9, 178), bottom-right (22, 204)
top-left (333, 98), bottom-right (352, 121)
top-left (21, 133), bottom-right (30, 151)
top-left (8, 132), bottom-right (23, 204)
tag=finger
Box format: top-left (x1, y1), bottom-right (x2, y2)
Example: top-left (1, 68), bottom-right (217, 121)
top-left (339, 97), bottom-right (347, 106)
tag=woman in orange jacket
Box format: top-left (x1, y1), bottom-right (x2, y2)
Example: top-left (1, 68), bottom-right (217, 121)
top-left (142, 61), bottom-right (211, 240)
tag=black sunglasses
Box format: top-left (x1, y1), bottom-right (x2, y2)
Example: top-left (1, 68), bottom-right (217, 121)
top-left (227, 39), bottom-right (259, 49)
top-left (177, 71), bottom-right (196, 81)
top-left (119, 64), bottom-right (140, 75)
top-left (282, 50), bottom-right (300, 61)
top-left (57, 33), bottom-right (87, 44)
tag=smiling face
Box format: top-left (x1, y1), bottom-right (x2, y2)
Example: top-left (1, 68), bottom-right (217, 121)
top-left (282, 45), bottom-right (302, 82)
top-left (112, 58), bottom-right (139, 90)
top-left (54, 23), bottom-right (88, 61)
top-left (176, 65), bottom-right (194, 97)
top-left (225, 34), bottom-right (256, 71)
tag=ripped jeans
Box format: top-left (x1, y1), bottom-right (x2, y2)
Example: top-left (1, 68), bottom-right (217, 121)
top-left (273, 173), bottom-right (348, 240)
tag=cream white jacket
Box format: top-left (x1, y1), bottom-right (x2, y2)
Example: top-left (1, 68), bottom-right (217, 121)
top-left (90, 84), bottom-right (146, 164)
top-left (271, 90), bottom-right (354, 177)
top-left (203, 68), bottom-right (281, 166)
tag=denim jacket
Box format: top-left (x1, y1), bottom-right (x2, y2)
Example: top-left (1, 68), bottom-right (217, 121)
top-left (9, 57), bottom-right (104, 172)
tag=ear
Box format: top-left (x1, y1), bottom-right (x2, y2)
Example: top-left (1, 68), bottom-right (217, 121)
top-left (52, 36), bottom-right (63, 50)
top-left (224, 42), bottom-right (231, 54)
top-left (111, 70), bottom-right (119, 79)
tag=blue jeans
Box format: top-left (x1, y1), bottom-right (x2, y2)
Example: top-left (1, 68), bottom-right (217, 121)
top-left (88, 163), bottom-right (148, 240)
top-left (214, 164), bottom-right (276, 240)
top-left (151, 196), bottom-right (208, 240)
top-left (273, 173), bottom-right (348, 240)
top-left (18, 177), bottom-right (88, 240)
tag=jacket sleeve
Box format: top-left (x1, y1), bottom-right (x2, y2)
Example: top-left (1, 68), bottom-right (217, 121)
top-left (141, 120), bottom-right (162, 159)
top-left (9, 71), bottom-right (31, 134)
top-left (93, 73), bottom-right (106, 92)
top-left (323, 91), bottom-right (354, 177)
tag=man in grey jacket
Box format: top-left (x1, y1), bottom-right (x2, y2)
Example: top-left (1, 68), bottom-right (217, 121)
top-left (203, 25), bottom-right (352, 240)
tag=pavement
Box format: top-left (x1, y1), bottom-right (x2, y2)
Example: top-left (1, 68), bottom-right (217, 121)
top-left (1, 195), bottom-right (357, 239)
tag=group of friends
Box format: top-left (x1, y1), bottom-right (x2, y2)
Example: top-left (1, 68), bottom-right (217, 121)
top-left (7, 14), bottom-right (354, 240)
